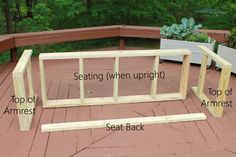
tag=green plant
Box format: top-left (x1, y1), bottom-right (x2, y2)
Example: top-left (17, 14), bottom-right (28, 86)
top-left (160, 17), bottom-right (210, 43)
top-left (185, 33), bottom-right (209, 42)
top-left (226, 28), bottom-right (236, 49)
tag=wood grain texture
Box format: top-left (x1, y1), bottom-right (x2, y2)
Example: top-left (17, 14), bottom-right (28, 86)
top-left (39, 49), bottom-right (191, 60)
top-left (150, 56), bottom-right (159, 98)
top-left (12, 50), bottom-right (36, 130)
top-left (192, 46), bottom-right (232, 117)
top-left (0, 35), bottom-right (15, 52)
top-left (41, 113), bottom-right (207, 132)
top-left (40, 49), bottom-right (191, 109)
top-left (0, 25), bottom-right (229, 54)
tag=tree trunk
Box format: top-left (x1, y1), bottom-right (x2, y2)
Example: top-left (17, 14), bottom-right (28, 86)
top-left (15, 0), bottom-right (21, 20)
top-left (2, 0), bottom-right (13, 33)
top-left (86, 0), bottom-right (92, 14)
top-left (25, 0), bottom-right (33, 17)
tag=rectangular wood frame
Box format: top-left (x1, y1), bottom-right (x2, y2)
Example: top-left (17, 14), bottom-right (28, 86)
top-left (39, 49), bottom-right (191, 108)
top-left (39, 49), bottom-right (209, 132)
top-left (12, 50), bottom-right (37, 131)
top-left (192, 45), bottom-right (232, 117)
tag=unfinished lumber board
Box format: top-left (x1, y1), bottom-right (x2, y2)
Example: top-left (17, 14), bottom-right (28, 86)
top-left (12, 50), bottom-right (32, 73)
top-left (179, 55), bottom-right (191, 98)
top-left (192, 46), bottom-right (232, 117)
top-left (192, 87), bottom-right (215, 116)
top-left (41, 113), bottom-right (206, 132)
top-left (43, 93), bottom-right (185, 108)
top-left (198, 45), bottom-right (231, 67)
top-left (39, 49), bottom-right (191, 60)
top-left (39, 59), bottom-right (47, 106)
top-left (39, 49), bottom-right (191, 108)
top-left (12, 50), bottom-right (37, 131)
top-left (150, 56), bottom-right (159, 98)
top-left (197, 54), bottom-right (208, 94)
top-left (113, 57), bottom-right (119, 102)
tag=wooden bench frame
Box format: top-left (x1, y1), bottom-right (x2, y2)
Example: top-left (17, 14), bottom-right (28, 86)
top-left (11, 49), bottom-right (208, 132)
top-left (12, 50), bottom-right (37, 131)
top-left (39, 49), bottom-right (206, 132)
top-left (192, 46), bottom-right (232, 117)
top-left (39, 49), bottom-right (191, 108)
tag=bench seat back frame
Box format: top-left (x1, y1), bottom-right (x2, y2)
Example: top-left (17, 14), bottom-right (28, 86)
top-left (39, 49), bottom-right (191, 108)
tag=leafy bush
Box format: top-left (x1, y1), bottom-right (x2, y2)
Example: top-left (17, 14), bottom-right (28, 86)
top-left (160, 17), bottom-right (210, 43)
top-left (226, 28), bottom-right (236, 49)
top-left (185, 33), bottom-right (209, 42)
top-left (16, 3), bottom-right (52, 32)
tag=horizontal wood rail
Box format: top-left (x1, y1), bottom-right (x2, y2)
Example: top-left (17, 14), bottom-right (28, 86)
top-left (12, 50), bottom-right (37, 131)
top-left (192, 45), bottom-right (232, 117)
top-left (42, 113), bottom-right (206, 132)
top-left (0, 25), bottom-right (229, 61)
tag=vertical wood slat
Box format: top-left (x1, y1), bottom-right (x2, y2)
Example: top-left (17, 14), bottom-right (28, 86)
top-left (39, 59), bottom-right (47, 107)
top-left (197, 54), bottom-right (208, 94)
top-left (79, 58), bottom-right (85, 104)
top-left (215, 66), bottom-right (232, 117)
top-left (113, 57), bottom-right (119, 102)
top-left (27, 60), bottom-right (34, 97)
top-left (13, 73), bottom-right (30, 130)
top-left (179, 55), bottom-right (191, 98)
top-left (150, 56), bottom-right (159, 98)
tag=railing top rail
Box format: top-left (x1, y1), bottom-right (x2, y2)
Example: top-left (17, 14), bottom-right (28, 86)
top-left (39, 49), bottom-right (191, 60)
top-left (0, 25), bottom-right (230, 61)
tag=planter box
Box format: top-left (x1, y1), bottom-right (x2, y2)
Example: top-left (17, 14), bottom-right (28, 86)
top-left (216, 45), bottom-right (236, 73)
top-left (160, 38), bottom-right (214, 65)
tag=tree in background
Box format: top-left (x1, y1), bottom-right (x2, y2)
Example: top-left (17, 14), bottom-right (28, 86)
top-left (1, 0), bottom-right (235, 34)
top-left (2, 0), bottom-right (13, 33)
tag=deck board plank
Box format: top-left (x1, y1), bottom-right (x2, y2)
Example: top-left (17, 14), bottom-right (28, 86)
top-left (29, 80), bottom-right (59, 157)
top-left (45, 81), bottom-right (69, 157)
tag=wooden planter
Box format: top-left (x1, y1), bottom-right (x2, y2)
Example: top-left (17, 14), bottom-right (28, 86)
top-left (160, 38), bottom-right (214, 65)
top-left (216, 45), bottom-right (236, 73)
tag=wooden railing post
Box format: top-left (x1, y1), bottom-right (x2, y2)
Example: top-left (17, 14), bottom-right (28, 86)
top-left (119, 38), bottom-right (125, 50)
top-left (10, 47), bottom-right (18, 62)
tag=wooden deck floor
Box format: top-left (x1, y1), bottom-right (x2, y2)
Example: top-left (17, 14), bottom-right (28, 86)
top-left (1, 51), bottom-right (236, 157)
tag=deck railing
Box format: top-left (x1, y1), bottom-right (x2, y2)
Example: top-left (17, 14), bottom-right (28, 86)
top-left (0, 25), bottom-right (229, 62)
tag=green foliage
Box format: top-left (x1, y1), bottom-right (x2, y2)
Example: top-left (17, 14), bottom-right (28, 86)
top-left (1, 0), bottom-right (236, 63)
top-left (0, 52), bottom-right (10, 63)
top-left (227, 28), bottom-right (236, 49)
top-left (185, 33), bottom-right (209, 43)
top-left (160, 17), bottom-right (209, 42)
top-left (16, 3), bottom-right (52, 32)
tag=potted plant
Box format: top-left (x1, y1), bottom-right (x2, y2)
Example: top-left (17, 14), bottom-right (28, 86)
top-left (160, 17), bottom-right (214, 65)
top-left (216, 28), bottom-right (236, 73)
